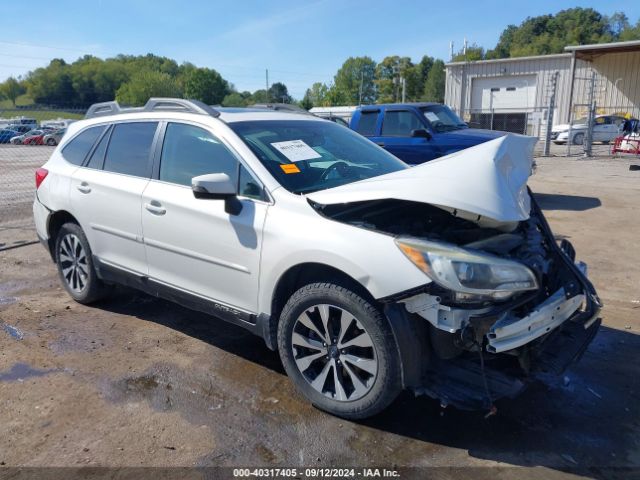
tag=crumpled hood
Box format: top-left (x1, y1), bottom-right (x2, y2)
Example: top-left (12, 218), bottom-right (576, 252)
top-left (307, 134), bottom-right (537, 225)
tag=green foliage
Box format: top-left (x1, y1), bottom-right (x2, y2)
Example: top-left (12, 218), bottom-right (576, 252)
top-left (0, 77), bottom-right (25, 107)
top-left (182, 67), bottom-right (229, 105)
top-left (374, 56), bottom-right (422, 103)
top-left (222, 92), bottom-right (250, 107)
top-left (333, 56), bottom-right (377, 105)
top-left (305, 82), bottom-right (330, 107)
top-left (115, 70), bottom-right (182, 106)
top-left (422, 60), bottom-right (445, 103)
top-left (452, 44), bottom-right (485, 62)
top-left (299, 92), bottom-right (313, 110)
top-left (485, 8), bottom-right (636, 58)
top-left (268, 82), bottom-right (292, 103)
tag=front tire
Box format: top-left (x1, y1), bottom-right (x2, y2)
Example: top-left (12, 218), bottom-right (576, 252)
top-left (573, 132), bottom-right (585, 145)
top-left (54, 222), bottom-right (110, 304)
top-left (277, 282), bottom-right (401, 419)
top-left (46, 138), bottom-right (56, 146)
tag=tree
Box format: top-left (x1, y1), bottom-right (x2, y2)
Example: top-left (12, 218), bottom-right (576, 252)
top-left (0, 77), bottom-right (25, 107)
top-left (183, 67), bottom-right (229, 105)
top-left (222, 92), bottom-right (249, 107)
top-left (303, 82), bottom-right (330, 107)
top-left (452, 44), bottom-right (485, 62)
top-left (268, 82), bottom-right (292, 103)
top-left (375, 56), bottom-right (418, 103)
top-left (422, 60), bottom-right (445, 103)
top-left (116, 70), bottom-right (182, 106)
top-left (299, 90), bottom-right (313, 110)
top-left (487, 8), bottom-right (617, 58)
top-left (333, 56), bottom-right (377, 105)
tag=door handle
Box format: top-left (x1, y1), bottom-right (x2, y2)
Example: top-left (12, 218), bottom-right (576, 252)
top-left (375, 142), bottom-right (385, 147)
top-left (144, 201), bottom-right (166, 215)
top-left (76, 182), bottom-right (91, 194)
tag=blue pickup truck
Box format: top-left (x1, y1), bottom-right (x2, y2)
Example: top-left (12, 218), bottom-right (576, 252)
top-left (349, 103), bottom-right (504, 164)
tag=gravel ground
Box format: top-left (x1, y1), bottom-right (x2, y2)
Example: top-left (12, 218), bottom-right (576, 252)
top-left (0, 146), bottom-right (639, 479)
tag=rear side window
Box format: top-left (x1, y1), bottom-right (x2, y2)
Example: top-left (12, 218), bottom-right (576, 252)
top-left (103, 122), bottom-right (157, 177)
top-left (61, 126), bottom-right (105, 165)
top-left (355, 111), bottom-right (378, 136)
top-left (159, 123), bottom-right (238, 186)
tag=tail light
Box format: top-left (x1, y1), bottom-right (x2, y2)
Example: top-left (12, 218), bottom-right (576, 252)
top-left (35, 168), bottom-right (48, 189)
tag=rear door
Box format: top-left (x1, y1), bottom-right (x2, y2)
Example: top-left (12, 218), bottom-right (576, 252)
top-left (69, 121), bottom-right (159, 274)
top-left (379, 109), bottom-right (439, 164)
top-left (141, 121), bottom-right (268, 313)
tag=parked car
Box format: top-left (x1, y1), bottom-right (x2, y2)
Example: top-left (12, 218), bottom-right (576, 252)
top-left (23, 132), bottom-right (47, 145)
top-left (34, 98), bottom-right (601, 419)
top-left (42, 128), bottom-right (66, 146)
top-left (7, 124), bottom-right (33, 134)
top-left (0, 129), bottom-right (19, 144)
top-left (10, 129), bottom-right (44, 145)
top-left (551, 115), bottom-right (626, 145)
top-left (350, 103), bottom-right (505, 164)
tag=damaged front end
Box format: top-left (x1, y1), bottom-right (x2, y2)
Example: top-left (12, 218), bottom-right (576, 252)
top-left (314, 192), bottom-right (601, 411)
top-left (308, 135), bottom-right (601, 410)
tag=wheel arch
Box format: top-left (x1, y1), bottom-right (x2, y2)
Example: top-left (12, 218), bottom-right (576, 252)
top-left (46, 210), bottom-right (80, 260)
top-left (260, 262), bottom-right (375, 351)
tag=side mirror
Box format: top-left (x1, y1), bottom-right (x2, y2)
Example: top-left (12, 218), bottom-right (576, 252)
top-left (411, 128), bottom-right (432, 139)
top-left (192, 173), bottom-right (242, 215)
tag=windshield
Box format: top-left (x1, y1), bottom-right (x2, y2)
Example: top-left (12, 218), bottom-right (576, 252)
top-left (230, 120), bottom-right (408, 194)
top-left (420, 105), bottom-right (467, 132)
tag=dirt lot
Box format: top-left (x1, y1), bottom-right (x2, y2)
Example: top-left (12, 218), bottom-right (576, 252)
top-left (1, 151), bottom-right (639, 479)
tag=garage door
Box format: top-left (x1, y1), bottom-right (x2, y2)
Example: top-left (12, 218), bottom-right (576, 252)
top-left (471, 75), bottom-right (536, 111)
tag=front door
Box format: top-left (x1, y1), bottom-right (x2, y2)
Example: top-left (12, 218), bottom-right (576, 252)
top-left (376, 109), bottom-right (439, 164)
top-left (141, 122), bottom-right (268, 313)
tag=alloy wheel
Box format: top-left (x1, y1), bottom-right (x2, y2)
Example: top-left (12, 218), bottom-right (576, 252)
top-left (291, 304), bottom-right (378, 401)
top-left (58, 233), bottom-right (89, 293)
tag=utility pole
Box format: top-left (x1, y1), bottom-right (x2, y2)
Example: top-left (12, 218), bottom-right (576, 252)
top-left (449, 41), bottom-right (454, 61)
top-left (265, 69), bottom-right (269, 102)
top-left (359, 70), bottom-right (364, 105)
top-left (401, 77), bottom-right (406, 103)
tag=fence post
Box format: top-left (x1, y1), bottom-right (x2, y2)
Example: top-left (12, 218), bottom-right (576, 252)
top-left (584, 72), bottom-right (597, 158)
top-left (543, 71), bottom-right (559, 156)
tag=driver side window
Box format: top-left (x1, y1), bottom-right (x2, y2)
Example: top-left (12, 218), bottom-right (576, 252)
top-left (381, 110), bottom-right (424, 136)
top-left (160, 123), bottom-right (238, 186)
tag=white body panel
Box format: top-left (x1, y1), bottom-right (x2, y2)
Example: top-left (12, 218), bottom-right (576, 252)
top-left (70, 168), bottom-right (149, 274)
top-left (141, 180), bottom-right (267, 312)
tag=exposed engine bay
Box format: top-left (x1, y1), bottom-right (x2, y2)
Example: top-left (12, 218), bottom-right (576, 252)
top-left (314, 195), bottom-right (602, 409)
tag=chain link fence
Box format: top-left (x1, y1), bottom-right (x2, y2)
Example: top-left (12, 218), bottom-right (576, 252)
top-left (461, 71), bottom-right (639, 159)
top-left (0, 108), bottom-right (85, 249)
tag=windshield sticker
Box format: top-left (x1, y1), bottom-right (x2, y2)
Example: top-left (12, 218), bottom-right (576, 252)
top-left (271, 140), bottom-right (322, 162)
top-left (424, 112), bottom-right (440, 123)
top-left (280, 163), bottom-right (301, 174)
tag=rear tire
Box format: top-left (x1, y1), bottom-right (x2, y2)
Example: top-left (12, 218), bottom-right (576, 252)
top-left (46, 138), bottom-right (56, 146)
top-left (54, 222), bottom-right (110, 304)
top-left (277, 282), bottom-right (401, 419)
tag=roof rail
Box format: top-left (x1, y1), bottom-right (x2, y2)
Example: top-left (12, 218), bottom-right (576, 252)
top-left (85, 98), bottom-right (221, 119)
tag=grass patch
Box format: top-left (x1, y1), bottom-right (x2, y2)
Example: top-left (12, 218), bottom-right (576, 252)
top-left (0, 94), bottom-right (34, 109)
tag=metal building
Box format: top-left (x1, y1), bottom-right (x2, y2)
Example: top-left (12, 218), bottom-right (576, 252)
top-left (444, 40), bottom-right (640, 136)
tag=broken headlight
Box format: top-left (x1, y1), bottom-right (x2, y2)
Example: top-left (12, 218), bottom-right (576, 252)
top-left (395, 237), bottom-right (538, 299)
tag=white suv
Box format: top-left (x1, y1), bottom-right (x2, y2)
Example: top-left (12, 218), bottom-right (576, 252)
top-left (33, 98), bottom-right (601, 418)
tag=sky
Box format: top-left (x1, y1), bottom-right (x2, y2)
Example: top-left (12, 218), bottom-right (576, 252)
top-left (2, 0), bottom-right (639, 99)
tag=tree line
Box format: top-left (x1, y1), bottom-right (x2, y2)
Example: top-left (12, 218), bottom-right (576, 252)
top-left (1, 7), bottom-right (638, 110)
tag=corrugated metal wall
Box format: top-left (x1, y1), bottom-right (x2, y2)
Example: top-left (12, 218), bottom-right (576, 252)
top-left (591, 51), bottom-right (640, 118)
top-left (445, 54), bottom-right (579, 125)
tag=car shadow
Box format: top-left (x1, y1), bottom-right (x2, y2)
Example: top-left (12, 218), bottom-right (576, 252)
top-left (96, 290), bottom-right (639, 473)
top-left (534, 193), bottom-right (602, 211)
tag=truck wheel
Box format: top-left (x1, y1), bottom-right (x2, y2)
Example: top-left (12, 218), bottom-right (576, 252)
top-left (54, 222), bottom-right (110, 304)
top-left (277, 282), bottom-right (401, 419)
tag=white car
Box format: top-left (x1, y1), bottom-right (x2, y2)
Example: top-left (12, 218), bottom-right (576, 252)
top-left (552, 115), bottom-right (625, 145)
top-left (33, 98), bottom-right (601, 418)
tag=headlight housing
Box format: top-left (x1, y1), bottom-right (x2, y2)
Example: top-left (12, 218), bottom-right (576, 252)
top-left (395, 237), bottom-right (538, 300)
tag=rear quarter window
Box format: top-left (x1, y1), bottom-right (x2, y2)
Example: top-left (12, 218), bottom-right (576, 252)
top-left (61, 125), bottom-right (106, 166)
top-left (355, 111), bottom-right (379, 136)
